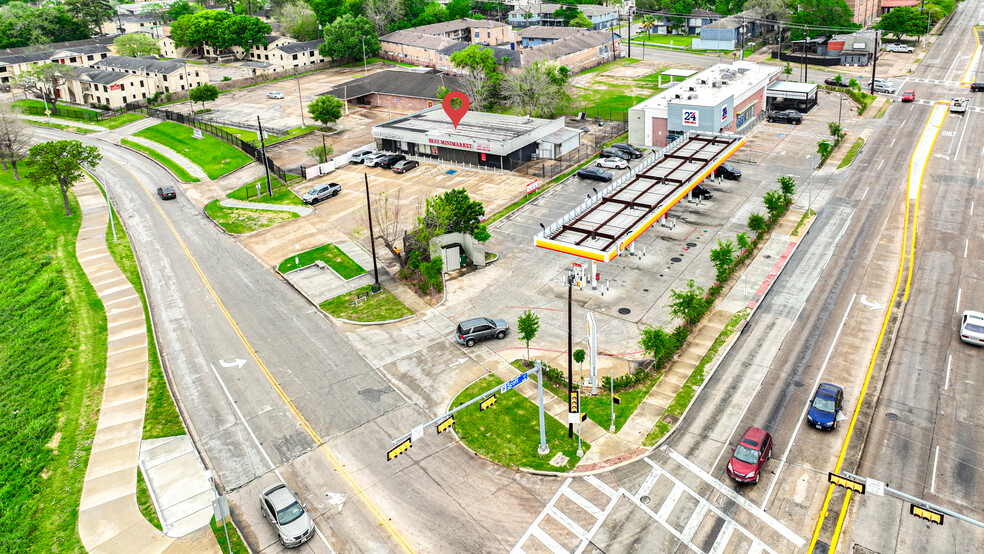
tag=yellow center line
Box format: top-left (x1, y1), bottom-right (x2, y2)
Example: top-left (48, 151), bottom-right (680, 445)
top-left (120, 163), bottom-right (415, 553)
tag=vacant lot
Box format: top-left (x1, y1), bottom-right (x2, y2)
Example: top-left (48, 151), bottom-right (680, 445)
top-left (135, 121), bottom-right (253, 179)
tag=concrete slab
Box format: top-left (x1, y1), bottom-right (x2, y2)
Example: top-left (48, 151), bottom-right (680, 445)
top-left (140, 436), bottom-right (215, 538)
top-left (105, 361), bottom-right (148, 388)
top-left (78, 467), bottom-right (138, 511)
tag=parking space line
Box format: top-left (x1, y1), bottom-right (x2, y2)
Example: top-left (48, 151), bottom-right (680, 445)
top-left (708, 520), bottom-right (736, 554)
top-left (682, 502), bottom-right (709, 542)
top-left (512, 478), bottom-right (571, 554)
top-left (531, 527), bottom-right (569, 554)
top-left (636, 463), bottom-right (663, 498)
top-left (547, 506), bottom-right (588, 539)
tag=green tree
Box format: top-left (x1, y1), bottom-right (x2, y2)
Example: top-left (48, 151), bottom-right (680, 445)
top-left (502, 62), bottom-right (568, 117)
top-left (640, 14), bottom-right (657, 37)
top-left (423, 188), bottom-right (485, 234)
top-left (64, 0), bottom-right (114, 35)
top-left (309, 0), bottom-right (355, 26)
top-left (714, 0), bottom-right (746, 16)
top-left (114, 33), bottom-right (162, 57)
top-left (449, 43), bottom-right (500, 109)
top-left (668, 279), bottom-right (710, 327)
top-left (446, 0), bottom-right (473, 18)
top-left (791, 0), bottom-right (858, 39)
top-left (517, 309), bottom-right (540, 360)
top-left (661, 0), bottom-right (695, 33)
top-left (570, 13), bottom-right (594, 28)
top-left (25, 140), bottom-right (102, 216)
top-left (827, 121), bottom-right (845, 142)
top-left (473, 222), bottom-right (491, 242)
top-left (782, 62), bottom-right (793, 80)
top-left (639, 325), bottom-right (677, 366)
top-left (189, 83), bottom-right (219, 110)
top-left (219, 15), bottom-right (271, 56)
top-left (319, 14), bottom-right (380, 60)
top-left (412, 2), bottom-right (449, 25)
top-left (777, 175), bottom-right (796, 200)
top-left (762, 189), bottom-right (788, 221)
top-left (817, 139), bottom-right (833, 160)
top-left (875, 6), bottom-right (929, 39)
top-left (552, 5), bottom-right (581, 25)
top-left (709, 239), bottom-right (735, 283)
top-left (748, 212), bottom-right (768, 234)
top-left (306, 143), bottom-right (334, 163)
top-left (274, 0), bottom-right (320, 40)
top-left (735, 231), bottom-right (751, 253)
top-left (573, 348), bottom-right (585, 371)
top-left (13, 63), bottom-right (76, 110)
top-left (308, 95), bottom-right (344, 125)
top-left (171, 10), bottom-right (233, 52)
top-left (449, 43), bottom-right (498, 77)
top-left (421, 256), bottom-right (444, 293)
top-left (164, 1), bottom-right (200, 21)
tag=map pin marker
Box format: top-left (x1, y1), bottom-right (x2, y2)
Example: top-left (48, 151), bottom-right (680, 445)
top-left (442, 91), bottom-right (470, 129)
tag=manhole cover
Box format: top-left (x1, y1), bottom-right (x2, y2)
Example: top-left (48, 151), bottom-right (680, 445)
top-left (640, 495), bottom-right (651, 504)
top-left (764, 254), bottom-right (772, 259)
top-left (792, 380), bottom-right (804, 388)
top-left (643, 289), bottom-right (649, 292)
top-left (659, 274), bottom-right (664, 277)
top-left (885, 413), bottom-right (899, 421)
top-left (618, 308), bottom-right (631, 315)
top-left (687, 242), bottom-right (697, 247)
top-left (670, 257), bottom-right (683, 263)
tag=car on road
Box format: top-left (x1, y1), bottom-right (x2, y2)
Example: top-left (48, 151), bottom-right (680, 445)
top-left (363, 152), bottom-right (389, 167)
top-left (577, 167), bottom-right (613, 182)
top-left (767, 110), bottom-right (803, 124)
top-left (971, 82), bottom-right (984, 92)
top-left (885, 43), bottom-right (914, 53)
top-left (301, 182), bottom-right (341, 204)
top-left (349, 150), bottom-right (376, 164)
top-left (157, 186), bottom-right (176, 200)
top-left (873, 82), bottom-right (897, 94)
top-left (596, 157), bottom-right (628, 169)
top-left (378, 154), bottom-right (407, 169)
top-left (691, 184), bottom-right (712, 200)
top-left (901, 90), bottom-right (915, 102)
top-left (611, 143), bottom-right (643, 159)
top-left (807, 383), bottom-right (843, 430)
top-left (601, 148), bottom-right (632, 160)
top-left (823, 78), bottom-right (850, 87)
top-left (392, 159), bottom-right (419, 173)
top-left (714, 162), bottom-right (741, 181)
top-left (959, 310), bottom-right (984, 345)
top-left (727, 426), bottom-right (773, 484)
top-left (259, 483), bottom-right (315, 548)
top-left (267, 91), bottom-right (285, 99)
top-left (456, 317), bottom-right (509, 347)
top-left (950, 97), bottom-right (968, 113)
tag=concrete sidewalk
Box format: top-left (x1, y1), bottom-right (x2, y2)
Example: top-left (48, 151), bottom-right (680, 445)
top-left (73, 181), bottom-right (219, 553)
top-left (124, 136), bottom-right (210, 182)
top-left (19, 114), bottom-right (106, 131)
top-left (219, 198), bottom-right (313, 216)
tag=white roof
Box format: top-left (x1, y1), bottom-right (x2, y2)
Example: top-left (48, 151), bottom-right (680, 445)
top-left (663, 68), bottom-right (699, 78)
top-left (767, 81), bottom-right (817, 94)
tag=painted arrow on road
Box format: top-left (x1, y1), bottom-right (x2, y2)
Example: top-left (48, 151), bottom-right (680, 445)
top-left (218, 358), bottom-right (248, 369)
top-left (448, 358), bottom-right (468, 368)
top-left (859, 295), bottom-right (884, 310)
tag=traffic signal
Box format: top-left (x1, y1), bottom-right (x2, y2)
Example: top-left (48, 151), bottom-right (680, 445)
top-left (436, 416), bottom-right (455, 434)
top-left (910, 505), bottom-right (944, 525)
top-left (387, 439), bottom-right (411, 461)
top-left (480, 394), bottom-right (497, 411)
top-left (828, 472), bottom-right (865, 494)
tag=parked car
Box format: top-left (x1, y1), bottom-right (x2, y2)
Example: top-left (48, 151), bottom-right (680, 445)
top-left (611, 143), bottom-right (643, 159)
top-left (349, 150), bottom-right (376, 164)
top-left (959, 310), bottom-right (984, 345)
top-left (901, 90), bottom-right (915, 102)
top-left (873, 82), bottom-right (897, 94)
top-left (363, 152), bottom-right (389, 167)
top-left (691, 184), bottom-right (713, 200)
top-left (767, 110), bottom-right (803, 124)
top-left (824, 77), bottom-right (850, 87)
top-left (971, 82), bottom-right (984, 92)
top-left (392, 159), bottom-right (419, 173)
top-left (807, 383), bottom-right (843, 430)
top-left (259, 483), bottom-right (315, 548)
top-left (378, 154), bottom-right (407, 169)
top-left (597, 157), bottom-right (628, 169)
top-left (714, 163), bottom-right (741, 181)
top-left (577, 167), bottom-right (613, 182)
top-left (885, 43), bottom-right (914, 53)
top-left (301, 182), bottom-right (341, 205)
top-left (267, 91), bottom-right (285, 99)
top-left (456, 317), bottom-right (509, 347)
top-left (601, 148), bottom-right (632, 160)
top-left (727, 426), bottom-right (773, 484)
top-left (156, 186), bottom-right (176, 200)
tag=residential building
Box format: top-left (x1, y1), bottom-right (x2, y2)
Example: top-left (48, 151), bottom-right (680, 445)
top-left (817, 31), bottom-right (876, 66)
top-left (847, 0), bottom-right (879, 25)
top-left (519, 30), bottom-right (620, 73)
top-left (691, 10), bottom-right (764, 50)
top-left (409, 18), bottom-right (512, 45)
top-left (506, 0), bottom-right (635, 16)
top-left (0, 44), bottom-right (111, 86)
top-left (94, 55), bottom-right (209, 94)
top-left (324, 69), bottom-right (464, 112)
top-left (99, 13), bottom-right (167, 37)
top-left (379, 31), bottom-right (460, 67)
top-left (878, 0), bottom-right (921, 15)
top-left (646, 9), bottom-right (721, 35)
top-left (509, 3), bottom-right (620, 30)
top-left (518, 26), bottom-right (584, 48)
top-left (115, 1), bottom-right (181, 16)
top-left (61, 67), bottom-right (150, 107)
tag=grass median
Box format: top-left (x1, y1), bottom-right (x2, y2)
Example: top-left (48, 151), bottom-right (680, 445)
top-left (205, 199), bottom-right (298, 233)
top-left (319, 284), bottom-right (412, 322)
top-left (122, 139), bottom-right (201, 183)
top-left (135, 121), bottom-right (252, 179)
top-left (278, 242), bottom-right (365, 278)
top-left (837, 138), bottom-right (865, 169)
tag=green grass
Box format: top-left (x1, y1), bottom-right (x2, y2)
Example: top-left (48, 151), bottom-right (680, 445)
top-left (630, 34), bottom-right (694, 47)
top-left (121, 139), bottom-right (201, 183)
top-left (486, 186), bottom-right (550, 224)
top-left (340, 56), bottom-right (415, 68)
top-left (873, 100), bottom-right (891, 119)
top-left (0, 168), bottom-right (107, 553)
top-left (450, 374), bottom-right (588, 472)
top-left (211, 517), bottom-right (249, 553)
top-left (213, 124), bottom-right (320, 146)
top-left (136, 469), bottom-right (162, 530)
top-left (96, 113), bottom-right (146, 130)
top-left (791, 209), bottom-right (816, 237)
top-left (643, 309), bottom-right (750, 447)
top-left (135, 121), bottom-right (252, 179)
top-left (102, 192), bottom-right (184, 439)
top-left (549, 154), bottom-right (600, 185)
top-left (837, 137), bottom-right (865, 169)
top-left (228, 177), bottom-right (304, 206)
top-left (578, 57), bottom-right (640, 75)
top-left (25, 119), bottom-right (98, 133)
top-left (319, 284), bottom-right (413, 322)
top-left (278, 242), bottom-right (365, 278)
top-left (14, 99), bottom-right (101, 119)
top-left (205, 199), bottom-right (299, 234)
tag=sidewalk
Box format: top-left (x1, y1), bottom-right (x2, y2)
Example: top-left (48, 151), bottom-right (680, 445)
top-left (219, 198), bottom-right (313, 216)
top-left (73, 181), bottom-right (219, 553)
top-left (124, 136), bottom-right (210, 182)
top-left (19, 114), bottom-right (106, 131)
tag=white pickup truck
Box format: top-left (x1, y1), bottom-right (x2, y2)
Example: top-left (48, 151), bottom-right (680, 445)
top-left (885, 43), bottom-right (914, 53)
top-left (950, 97), bottom-right (968, 113)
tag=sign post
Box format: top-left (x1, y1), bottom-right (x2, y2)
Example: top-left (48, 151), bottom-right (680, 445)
top-left (587, 313), bottom-right (598, 395)
top-left (535, 361), bottom-right (549, 455)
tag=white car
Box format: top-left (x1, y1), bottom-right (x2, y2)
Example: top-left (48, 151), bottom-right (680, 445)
top-left (885, 43), bottom-right (914, 53)
top-left (960, 310), bottom-right (984, 345)
top-left (597, 157), bottom-right (628, 169)
top-left (267, 91), bottom-right (285, 99)
top-left (363, 152), bottom-right (389, 167)
top-left (873, 82), bottom-right (896, 94)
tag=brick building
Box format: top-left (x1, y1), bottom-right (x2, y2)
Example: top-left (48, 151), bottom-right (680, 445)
top-left (324, 69), bottom-right (464, 112)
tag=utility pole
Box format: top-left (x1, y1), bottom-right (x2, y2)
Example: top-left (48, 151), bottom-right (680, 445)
top-left (803, 27), bottom-right (809, 83)
top-left (294, 70), bottom-right (305, 127)
top-left (870, 30), bottom-right (879, 95)
top-left (184, 63), bottom-right (194, 114)
top-left (361, 36), bottom-right (368, 75)
top-left (567, 273), bottom-right (574, 438)
top-left (364, 173), bottom-right (381, 291)
top-left (257, 116), bottom-right (272, 195)
top-left (626, 13), bottom-right (631, 59)
top-left (536, 361), bottom-right (549, 455)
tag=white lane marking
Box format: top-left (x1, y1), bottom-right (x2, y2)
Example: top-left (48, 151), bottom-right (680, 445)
top-left (531, 527), bottom-right (569, 554)
top-left (547, 505), bottom-right (588, 539)
top-left (709, 520), bottom-right (737, 554)
top-left (656, 482), bottom-right (686, 521)
top-left (562, 487), bottom-right (603, 519)
top-left (573, 492), bottom-right (621, 554)
top-left (965, 238), bottom-right (969, 258)
top-left (208, 363), bottom-right (276, 470)
top-left (861, 186), bottom-right (870, 201)
top-left (952, 104), bottom-right (969, 161)
top-left (682, 502), bottom-right (709, 542)
top-left (664, 447), bottom-right (806, 547)
top-left (512, 478), bottom-right (571, 554)
top-left (712, 349), bottom-right (780, 473)
top-left (956, 288), bottom-right (962, 313)
top-left (945, 355), bottom-right (951, 391)
top-left (584, 475), bottom-right (618, 499)
top-left (931, 446), bottom-right (940, 493)
top-left (876, 159), bottom-right (884, 171)
top-left (636, 464), bottom-right (663, 498)
top-left (761, 293), bottom-right (858, 509)
top-left (620, 489), bottom-right (700, 553)
top-left (891, 138), bottom-right (896, 147)
top-left (971, 201), bottom-right (975, 217)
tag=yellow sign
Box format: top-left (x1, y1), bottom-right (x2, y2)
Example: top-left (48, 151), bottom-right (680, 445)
top-left (387, 439), bottom-right (411, 461)
top-left (436, 416), bottom-right (455, 434)
top-left (44, 110), bottom-right (51, 115)
top-left (910, 505), bottom-right (944, 525)
top-left (569, 391), bottom-right (580, 413)
top-left (828, 473), bottom-right (865, 494)
top-left (480, 395), bottom-right (497, 411)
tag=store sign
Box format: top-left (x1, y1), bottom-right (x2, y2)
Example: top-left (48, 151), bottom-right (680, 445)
top-left (110, 84), bottom-right (121, 90)
top-left (374, 131), bottom-right (402, 140)
top-left (428, 138), bottom-right (473, 149)
top-left (721, 106), bottom-right (728, 121)
top-left (476, 142), bottom-right (491, 152)
top-left (682, 109), bottom-right (699, 126)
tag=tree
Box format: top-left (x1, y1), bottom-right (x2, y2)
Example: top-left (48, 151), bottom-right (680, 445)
top-left (275, 1), bottom-right (321, 40)
top-left (0, 104), bottom-right (32, 180)
top-left (446, 0), bottom-right (473, 19)
top-left (639, 325), bottom-right (677, 366)
top-left (762, 189), bottom-right (788, 221)
top-left (748, 212), bottom-right (768, 234)
top-left (710, 239), bottom-right (736, 282)
top-left (735, 231), bottom-right (751, 253)
top-left (308, 95), bottom-right (344, 125)
top-left (817, 139), bottom-right (833, 160)
top-left (63, 0), bottom-right (114, 35)
top-left (668, 279), bottom-right (710, 326)
top-left (572, 348), bottom-right (585, 372)
top-left (164, 1), bottom-right (200, 21)
top-left (714, 0), bottom-right (746, 16)
top-left (502, 63), bottom-right (567, 117)
top-left (319, 14), bottom-right (380, 60)
top-left (553, 5), bottom-right (581, 25)
top-left (309, 0), bottom-right (362, 27)
top-left (306, 143), bottom-right (334, 163)
top-left (449, 43), bottom-right (499, 110)
top-left (661, 0), bottom-right (695, 33)
top-left (570, 13), bottom-right (594, 28)
top-left (782, 62), bottom-right (793, 80)
top-left (171, 10), bottom-right (233, 52)
top-left (875, 6), bottom-right (929, 39)
top-left (114, 34), bottom-right (162, 57)
top-left (363, 0), bottom-right (405, 34)
top-left (25, 140), bottom-right (101, 216)
top-left (791, 0), bottom-right (858, 39)
top-left (189, 83), bottom-right (219, 110)
top-left (412, 2), bottom-right (450, 26)
top-left (640, 14), bottom-right (656, 37)
top-left (777, 175), bottom-right (796, 199)
top-left (219, 15), bottom-right (271, 56)
top-left (423, 188), bottom-right (485, 234)
top-left (517, 309), bottom-right (540, 360)
top-left (13, 63), bottom-right (77, 110)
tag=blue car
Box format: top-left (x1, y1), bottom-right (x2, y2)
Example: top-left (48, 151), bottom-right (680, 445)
top-left (807, 383), bottom-right (843, 430)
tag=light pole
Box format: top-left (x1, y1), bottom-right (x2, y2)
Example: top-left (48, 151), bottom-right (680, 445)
top-left (807, 154), bottom-right (816, 215)
top-left (361, 36), bottom-right (368, 74)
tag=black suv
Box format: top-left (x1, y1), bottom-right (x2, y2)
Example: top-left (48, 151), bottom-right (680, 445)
top-left (714, 163), bottom-right (741, 181)
top-left (379, 154), bottom-right (407, 169)
top-left (692, 184), bottom-right (713, 199)
top-left (823, 78), bottom-right (849, 87)
top-left (971, 82), bottom-right (984, 92)
top-left (456, 317), bottom-right (509, 347)
top-left (601, 148), bottom-right (631, 160)
top-left (611, 143), bottom-right (643, 159)
top-left (767, 110), bottom-right (803, 124)
top-left (577, 167), bottom-right (613, 182)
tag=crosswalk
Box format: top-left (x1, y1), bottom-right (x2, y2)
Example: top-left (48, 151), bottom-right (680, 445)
top-left (512, 458), bottom-right (779, 554)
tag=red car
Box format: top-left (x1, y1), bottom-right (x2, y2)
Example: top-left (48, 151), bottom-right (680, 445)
top-left (727, 426), bottom-right (773, 484)
top-left (901, 90), bottom-right (915, 102)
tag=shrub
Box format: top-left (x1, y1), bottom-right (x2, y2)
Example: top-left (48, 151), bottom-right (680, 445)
top-left (601, 366), bottom-right (652, 391)
top-left (639, 326), bottom-right (678, 368)
top-left (748, 212), bottom-right (767, 234)
top-left (763, 190), bottom-right (788, 221)
top-left (709, 239), bottom-right (736, 283)
top-left (736, 231), bottom-right (751, 253)
top-left (222, 76), bottom-right (232, 81)
top-left (669, 279), bottom-right (711, 327)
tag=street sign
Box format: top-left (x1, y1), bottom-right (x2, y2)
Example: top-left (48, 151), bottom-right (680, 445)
top-left (866, 478), bottom-right (885, 496)
top-left (411, 425), bottom-right (424, 441)
top-left (499, 372), bottom-right (528, 394)
top-left (910, 504), bottom-right (944, 525)
top-left (193, 129), bottom-right (203, 139)
top-left (387, 438), bottom-right (411, 461)
top-left (829, 472), bottom-right (865, 494)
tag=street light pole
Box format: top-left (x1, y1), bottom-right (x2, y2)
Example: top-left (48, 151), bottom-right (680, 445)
top-left (567, 273), bottom-right (574, 439)
top-left (361, 36), bottom-right (368, 74)
top-left (364, 173), bottom-right (381, 291)
top-left (807, 154), bottom-right (815, 215)
top-left (294, 70), bottom-right (305, 127)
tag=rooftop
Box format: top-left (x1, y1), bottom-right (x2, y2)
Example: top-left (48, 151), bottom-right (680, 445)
top-left (324, 70), bottom-right (463, 100)
top-left (410, 17), bottom-right (508, 35)
top-left (277, 39), bottom-right (325, 54)
top-left (632, 62), bottom-right (778, 112)
top-left (511, 3), bottom-right (619, 16)
top-left (380, 30), bottom-right (459, 50)
top-left (519, 26), bottom-right (586, 40)
top-left (376, 105), bottom-right (554, 144)
top-left (72, 66), bottom-right (130, 85)
top-left (522, 30), bottom-right (616, 65)
top-left (439, 42), bottom-right (520, 67)
top-left (95, 55), bottom-right (187, 74)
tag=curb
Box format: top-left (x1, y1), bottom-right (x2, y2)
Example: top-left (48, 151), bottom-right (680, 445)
top-left (116, 142), bottom-right (201, 185)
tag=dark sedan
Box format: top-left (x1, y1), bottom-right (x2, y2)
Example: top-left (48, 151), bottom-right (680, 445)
top-left (714, 163), bottom-right (741, 180)
top-left (157, 186), bottom-right (176, 200)
top-left (601, 148), bottom-right (631, 160)
top-left (807, 383), bottom-right (843, 430)
top-left (824, 78), bottom-right (850, 87)
top-left (378, 154), bottom-right (406, 169)
top-left (392, 160), bottom-right (419, 173)
top-left (577, 167), bottom-right (613, 182)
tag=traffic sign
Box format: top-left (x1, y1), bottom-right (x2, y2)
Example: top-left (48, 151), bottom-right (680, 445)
top-left (866, 478), bottom-right (885, 496)
top-left (44, 110), bottom-right (51, 115)
top-left (499, 372), bottom-right (528, 394)
top-left (411, 425), bottom-right (424, 441)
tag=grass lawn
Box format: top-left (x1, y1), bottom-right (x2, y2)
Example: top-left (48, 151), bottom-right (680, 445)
top-left (0, 168), bottom-right (107, 552)
top-left (14, 99), bottom-right (101, 120)
top-left (213, 124), bottom-right (319, 147)
top-left (278, 242), bottom-right (365, 278)
top-left (205, 199), bottom-right (298, 233)
top-left (96, 113), bottom-right (146, 130)
top-left (228, 177), bottom-right (304, 206)
top-left (486, 186), bottom-right (550, 224)
top-left (451, 374), bottom-right (588, 472)
top-left (319, 284), bottom-right (413, 322)
top-left (631, 34), bottom-right (694, 48)
top-left (837, 138), bottom-right (865, 169)
top-left (211, 517), bottom-right (249, 553)
top-left (340, 56), bottom-right (415, 68)
top-left (122, 139), bottom-right (201, 183)
top-left (137, 469), bottom-right (162, 530)
top-left (25, 119), bottom-right (98, 133)
top-left (578, 57), bottom-right (640, 75)
top-left (135, 121), bottom-right (253, 179)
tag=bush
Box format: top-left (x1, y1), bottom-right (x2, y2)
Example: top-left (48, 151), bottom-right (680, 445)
top-left (639, 325), bottom-right (678, 368)
top-left (222, 76), bottom-right (232, 81)
top-left (763, 190), bottom-right (788, 222)
top-left (601, 366), bottom-right (652, 392)
top-left (748, 212), bottom-right (767, 234)
top-left (669, 279), bottom-right (711, 327)
top-left (709, 239), bottom-right (736, 283)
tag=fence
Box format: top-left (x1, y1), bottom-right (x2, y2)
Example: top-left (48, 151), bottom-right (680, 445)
top-left (507, 119), bottom-right (628, 179)
top-left (22, 105), bottom-right (100, 122)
